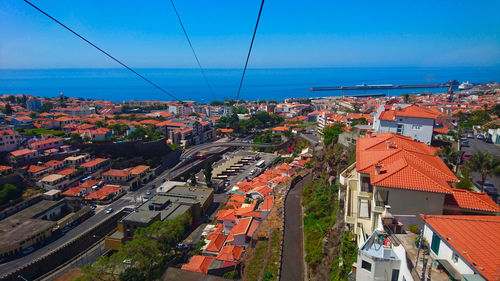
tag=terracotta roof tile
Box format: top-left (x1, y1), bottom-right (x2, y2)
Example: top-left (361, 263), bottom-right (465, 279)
top-left (422, 215), bottom-right (500, 281)
top-left (445, 189), bottom-right (500, 213)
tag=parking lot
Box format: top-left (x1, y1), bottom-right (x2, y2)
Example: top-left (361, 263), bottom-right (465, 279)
top-left (461, 138), bottom-right (500, 203)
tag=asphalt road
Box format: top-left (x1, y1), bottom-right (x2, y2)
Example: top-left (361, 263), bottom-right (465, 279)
top-left (462, 138), bottom-right (500, 201)
top-left (281, 173), bottom-right (310, 281)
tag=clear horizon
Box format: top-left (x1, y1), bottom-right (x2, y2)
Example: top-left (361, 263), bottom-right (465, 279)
top-left (1, 0), bottom-right (500, 69)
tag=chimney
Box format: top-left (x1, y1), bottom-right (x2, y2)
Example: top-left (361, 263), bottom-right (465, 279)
top-left (386, 141), bottom-right (397, 149)
top-left (374, 163), bottom-right (383, 175)
top-left (382, 205), bottom-right (394, 225)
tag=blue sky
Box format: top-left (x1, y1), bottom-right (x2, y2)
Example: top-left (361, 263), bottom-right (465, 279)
top-left (1, 0), bottom-right (499, 69)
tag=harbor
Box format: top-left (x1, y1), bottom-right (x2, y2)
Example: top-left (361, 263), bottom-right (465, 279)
top-left (310, 80), bottom-right (461, 91)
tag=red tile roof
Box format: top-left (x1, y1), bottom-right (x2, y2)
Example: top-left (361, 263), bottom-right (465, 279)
top-left (102, 169), bottom-right (131, 177)
top-left (261, 195), bottom-right (274, 211)
top-left (28, 165), bottom-right (48, 173)
top-left (421, 215), bottom-right (500, 281)
top-left (181, 255), bottom-right (213, 274)
top-left (356, 133), bottom-right (456, 194)
top-left (85, 185), bottom-right (121, 200)
top-left (445, 189), bottom-right (500, 213)
top-left (229, 217), bottom-right (253, 236)
top-left (80, 158), bottom-right (108, 168)
top-left (216, 245), bottom-right (244, 262)
top-left (205, 234), bottom-right (226, 253)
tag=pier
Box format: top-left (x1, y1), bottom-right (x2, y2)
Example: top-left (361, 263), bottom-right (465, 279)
top-left (310, 81), bottom-right (457, 91)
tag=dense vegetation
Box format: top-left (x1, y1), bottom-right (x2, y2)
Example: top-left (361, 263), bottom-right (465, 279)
top-left (217, 112), bottom-right (284, 134)
top-left (322, 123), bottom-right (345, 146)
top-left (302, 177), bottom-right (339, 269)
top-left (0, 183), bottom-right (22, 205)
top-left (127, 125), bottom-right (164, 141)
top-left (330, 231), bottom-right (358, 280)
top-left (76, 214), bottom-right (191, 281)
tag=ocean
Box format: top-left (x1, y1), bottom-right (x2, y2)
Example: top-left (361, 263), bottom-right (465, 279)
top-left (0, 67), bottom-right (499, 103)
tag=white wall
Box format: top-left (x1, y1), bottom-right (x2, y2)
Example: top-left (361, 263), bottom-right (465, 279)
top-left (376, 186), bottom-right (445, 216)
top-left (422, 225), bottom-right (476, 276)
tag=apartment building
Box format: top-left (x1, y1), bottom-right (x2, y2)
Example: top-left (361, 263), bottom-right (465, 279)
top-left (28, 137), bottom-right (63, 151)
top-left (0, 128), bottom-right (20, 152)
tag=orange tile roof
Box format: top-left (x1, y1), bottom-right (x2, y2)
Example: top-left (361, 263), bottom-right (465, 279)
top-left (246, 219), bottom-right (260, 238)
top-left (10, 148), bottom-right (35, 157)
top-left (62, 186), bottom-right (84, 196)
top-left (272, 126), bottom-right (290, 132)
top-left (0, 165), bottom-right (12, 171)
top-left (85, 185), bottom-right (121, 200)
top-left (30, 137), bottom-right (62, 147)
top-left (205, 234), bottom-right (226, 253)
top-left (129, 165), bottom-right (150, 175)
top-left (216, 245), bottom-right (244, 262)
top-left (394, 104), bottom-right (440, 119)
top-left (356, 133), bottom-right (456, 194)
top-left (421, 215), bottom-right (500, 281)
top-left (445, 189), bottom-right (500, 213)
top-left (80, 158), bottom-right (108, 168)
top-left (102, 169), bottom-right (131, 177)
top-left (28, 165), bottom-right (48, 173)
top-left (56, 168), bottom-right (77, 176)
top-left (229, 217), bottom-right (252, 236)
top-left (45, 160), bottom-right (63, 166)
top-left (79, 179), bottom-right (99, 188)
top-left (261, 195), bottom-right (274, 211)
top-left (216, 209), bottom-right (237, 222)
top-left (181, 255), bottom-right (213, 274)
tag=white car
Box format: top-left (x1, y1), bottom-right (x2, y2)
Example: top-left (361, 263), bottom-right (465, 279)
top-left (105, 208), bottom-right (114, 214)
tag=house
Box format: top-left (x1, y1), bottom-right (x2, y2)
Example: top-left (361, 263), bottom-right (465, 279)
top-left (79, 158), bottom-right (110, 173)
top-left (80, 128), bottom-right (112, 141)
top-left (10, 148), bottom-right (38, 162)
top-left (26, 98), bottom-right (42, 111)
top-left (271, 126), bottom-right (290, 134)
top-left (45, 160), bottom-right (64, 172)
top-left (28, 137), bottom-right (63, 151)
top-left (0, 165), bottom-right (13, 176)
top-left (421, 215), bottom-right (500, 281)
top-left (10, 116), bottom-right (33, 128)
top-left (129, 165), bottom-right (153, 185)
top-left (101, 169), bottom-right (138, 190)
top-left (64, 154), bottom-right (90, 168)
top-left (225, 217), bottom-right (258, 247)
top-left (28, 165), bottom-right (49, 178)
top-left (85, 185), bottom-right (123, 202)
top-left (339, 133), bottom-right (458, 246)
top-left (181, 255), bottom-right (214, 274)
top-left (0, 128), bottom-right (21, 152)
top-left (38, 174), bottom-right (68, 190)
top-left (373, 104), bottom-right (440, 144)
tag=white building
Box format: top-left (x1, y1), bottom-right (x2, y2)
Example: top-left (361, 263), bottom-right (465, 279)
top-left (421, 215), bottom-right (500, 281)
top-left (373, 104), bottom-right (439, 145)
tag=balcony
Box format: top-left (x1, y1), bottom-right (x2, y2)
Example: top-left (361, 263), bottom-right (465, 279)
top-left (360, 182), bottom-right (373, 193)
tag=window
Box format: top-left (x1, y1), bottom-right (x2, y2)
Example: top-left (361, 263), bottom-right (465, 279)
top-left (452, 252), bottom-right (459, 263)
top-left (391, 269), bottom-right (400, 281)
top-left (412, 124), bottom-right (422, 130)
top-left (361, 260), bottom-right (372, 272)
top-left (397, 124), bottom-right (404, 134)
top-left (431, 233), bottom-right (440, 255)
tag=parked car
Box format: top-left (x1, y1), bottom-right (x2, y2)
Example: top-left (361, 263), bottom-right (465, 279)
top-left (105, 208), bottom-right (114, 214)
top-left (485, 137), bottom-right (493, 143)
top-left (474, 180), bottom-right (497, 195)
top-left (467, 132), bottom-right (474, 138)
top-left (22, 246), bottom-right (35, 255)
top-left (461, 139), bottom-right (469, 147)
top-left (476, 134), bottom-right (485, 140)
top-left (461, 153), bottom-right (472, 161)
top-left (146, 190), bottom-right (151, 195)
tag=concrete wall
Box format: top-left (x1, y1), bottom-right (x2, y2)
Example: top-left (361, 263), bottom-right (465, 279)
top-left (356, 250), bottom-right (401, 281)
top-left (0, 210), bottom-right (128, 281)
top-left (376, 117), bottom-right (434, 145)
top-left (377, 186), bottom-right (445, 217)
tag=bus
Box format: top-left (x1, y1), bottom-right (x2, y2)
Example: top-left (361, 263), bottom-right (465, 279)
top-left (256, 160), bottom-right (265, 168)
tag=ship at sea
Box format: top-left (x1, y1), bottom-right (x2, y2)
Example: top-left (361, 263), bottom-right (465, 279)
top-left (458, 81), bottom-right (473, 90)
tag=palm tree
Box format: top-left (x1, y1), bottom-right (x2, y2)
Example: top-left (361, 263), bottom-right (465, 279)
top-left (438, 145), bottom-right (461, 170)
top-left (402, 93), bottom-right (411, 103)
top-left (464, 151), bottom-right (500, 192)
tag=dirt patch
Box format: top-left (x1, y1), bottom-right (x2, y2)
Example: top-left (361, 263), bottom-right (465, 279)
top-left (52, 267), bottom-right (82, 281)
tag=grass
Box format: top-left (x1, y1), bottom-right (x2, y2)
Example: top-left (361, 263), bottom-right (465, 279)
top-left (262, 230), bottom-right (282, 281)
top-left (24, 128), bottom-right (65, 136)
top-left (245, 240), bottom-right (268, 281)
top-left (302, 178), bottom-right (339, 269)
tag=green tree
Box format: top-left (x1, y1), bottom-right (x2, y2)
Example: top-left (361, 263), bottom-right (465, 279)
top-left (70, 133), bottom-right (83, 144)
top-left (119, 267), bottom-right (146, 281)
top-left (3, 103), bottom-right (13, 115)
top-left (189, 173), bottom-right (197, 186)
top-left (351, 117), bottom-right (368, 126)
top-left (0, 184), bottom-right (21, 205)
top-left (464, 151), bottom-right (500, 192)
top-left (402, 93), bottom-right (411, 103)
top-left (323, 123), bottom-right (345, 146)
top-left (39, 102), bottom-right (53, 113)
top-left (203, 161), bottom-right (213, 187)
